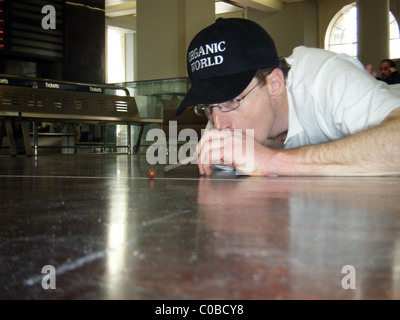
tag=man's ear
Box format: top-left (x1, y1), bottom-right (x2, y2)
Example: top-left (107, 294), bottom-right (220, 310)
top-left (266, 68), bottom-right (285, 98)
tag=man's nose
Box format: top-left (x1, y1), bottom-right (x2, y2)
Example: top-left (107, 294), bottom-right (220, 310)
top-left (212, 108), bottom-right (231, 130)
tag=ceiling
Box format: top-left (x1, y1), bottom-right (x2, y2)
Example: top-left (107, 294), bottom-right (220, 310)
top-left (105, 0), bottom-right (306, 17)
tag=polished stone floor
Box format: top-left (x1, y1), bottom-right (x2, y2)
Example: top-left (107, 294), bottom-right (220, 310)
top-left (1, 154), bottom-right (400, 300)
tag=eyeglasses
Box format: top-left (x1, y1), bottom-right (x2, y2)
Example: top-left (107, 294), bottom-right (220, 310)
top-left (193, 76), bottom-right (266, 117)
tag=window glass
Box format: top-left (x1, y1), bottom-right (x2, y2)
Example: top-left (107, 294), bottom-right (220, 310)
top-left (326, 3), bottom-right (400, 59)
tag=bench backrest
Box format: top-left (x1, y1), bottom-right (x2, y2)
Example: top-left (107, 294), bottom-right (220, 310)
top-left (0, 85), bottom-right (140, 119)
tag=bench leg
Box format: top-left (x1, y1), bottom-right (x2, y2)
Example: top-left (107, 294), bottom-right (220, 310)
top-left (4, 119), bottom-right (17, 156)
top-left (21, 121), bottom-right (33, 156)
top-left (0, 119), bottom-right (5, 148)
top-left (133, 124), bottom-right (145, 154)
top-left (127, 123), bottom-right (131, 155)
top-left (32, 121), bottom-right (38, 157)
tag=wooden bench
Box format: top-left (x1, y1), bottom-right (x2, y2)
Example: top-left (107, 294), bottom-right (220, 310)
top-left (0, 75), bottom-right (162, 156)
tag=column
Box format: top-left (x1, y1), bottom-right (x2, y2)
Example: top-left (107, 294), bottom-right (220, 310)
top-left (136, 0), bottom-right (214, 81)
top-left (357, 0), bottom-right (390, 70)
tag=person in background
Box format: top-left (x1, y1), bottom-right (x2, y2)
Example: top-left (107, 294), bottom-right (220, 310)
top-left (377, 59), bottom-right (400, 84)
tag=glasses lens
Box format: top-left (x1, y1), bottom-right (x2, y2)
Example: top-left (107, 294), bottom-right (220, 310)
top-left (220, 99), bottom-right (239, 112)
top-left (193, 100), bottom-right (239, 116)
top-left (193, 105), bottom-right (210, 117)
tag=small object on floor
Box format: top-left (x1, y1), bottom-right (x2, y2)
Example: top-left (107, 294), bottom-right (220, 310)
top-left (164, 154), bottom-right (198, 172)
top-left (147, 169), bottom-right (157, 179)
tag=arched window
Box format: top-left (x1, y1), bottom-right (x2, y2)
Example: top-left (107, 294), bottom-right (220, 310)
top-left (325, 2), bottom-right (400, 59)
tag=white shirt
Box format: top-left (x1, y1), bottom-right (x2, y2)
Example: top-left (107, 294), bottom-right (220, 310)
top-left (284, 46), bottom-right (400, 149)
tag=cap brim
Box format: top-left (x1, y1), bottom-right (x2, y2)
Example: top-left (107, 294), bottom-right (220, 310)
top-left (175, 70), bottom-right (256, 116)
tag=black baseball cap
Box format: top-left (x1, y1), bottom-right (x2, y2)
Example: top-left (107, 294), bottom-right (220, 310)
top-left (175, 18), bottom-right (279, 116)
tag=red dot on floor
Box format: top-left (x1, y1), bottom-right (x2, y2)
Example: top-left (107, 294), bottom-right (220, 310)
top-left (147, 169), bottom-right (157, 179)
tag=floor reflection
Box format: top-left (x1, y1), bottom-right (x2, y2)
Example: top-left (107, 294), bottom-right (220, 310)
top-left (196, 177), bottom-right (292, 298)
top-left (105, 157), bottom-right (130, 299)
top-left (1, 155), bottom-right (400, 299)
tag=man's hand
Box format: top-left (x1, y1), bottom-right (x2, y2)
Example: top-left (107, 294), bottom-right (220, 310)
top-left (196, 128), bottom-right (279, 176)
top-left (365, 64), bottom-right (377, 78)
